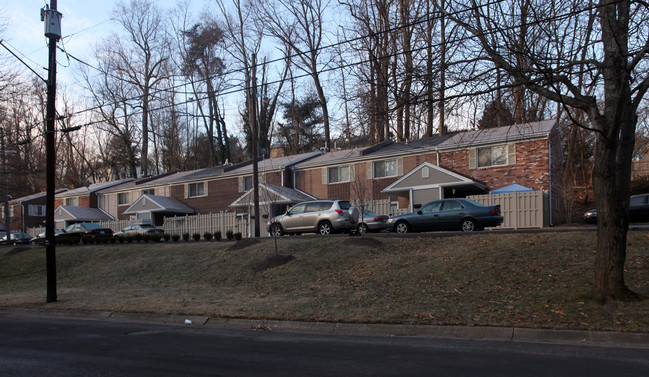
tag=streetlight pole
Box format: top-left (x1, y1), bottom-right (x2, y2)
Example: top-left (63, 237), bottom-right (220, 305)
top-left (42, 0), bottom-right (62, 303)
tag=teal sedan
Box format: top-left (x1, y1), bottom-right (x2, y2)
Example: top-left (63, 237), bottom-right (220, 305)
top-left (386, 198), bottom-right (503, 233)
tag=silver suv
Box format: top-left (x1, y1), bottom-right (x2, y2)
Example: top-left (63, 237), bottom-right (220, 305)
top-left (268, 200), bottom-right (360, 236)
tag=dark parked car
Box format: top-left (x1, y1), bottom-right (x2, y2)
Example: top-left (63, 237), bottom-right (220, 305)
top-left (59, 223), bottom-right (114, 238)
top-left (1, 232), bottom-right (33, 245)
top-left (583, 193), bottom-right (649, 224)
top-left (268, 199), bottom-right (360, 236)
top-left (356, 209), bottom-right (389, 234)
top-left (30, 229), bottom-right (66, 245)
top-left (114, 223), bottom-right (164, 237)
top-left (386, 198), bottom-right (503, 233)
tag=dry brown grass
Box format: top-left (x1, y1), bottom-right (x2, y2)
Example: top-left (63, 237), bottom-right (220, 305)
top-left (0, 231), bottom-right (648, 332)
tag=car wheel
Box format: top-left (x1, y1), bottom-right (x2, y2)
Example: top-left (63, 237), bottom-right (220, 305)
top-left (270, 223), bottom-right (284, 237)
top-left (317, 221), bottom-right (333, 235)
top-left (460, 219), bottom-right (477, 232)
top-left (357, 223), bottom-right (368, 235)
top-left (395, 221), bottom-right (410, 234)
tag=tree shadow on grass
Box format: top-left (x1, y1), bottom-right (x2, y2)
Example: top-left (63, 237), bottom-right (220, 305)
top-left (253, 255), bottom-right (295, 273)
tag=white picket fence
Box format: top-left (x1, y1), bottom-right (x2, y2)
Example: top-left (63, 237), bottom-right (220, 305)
top-left (28, 212), bottom-right (250, 238)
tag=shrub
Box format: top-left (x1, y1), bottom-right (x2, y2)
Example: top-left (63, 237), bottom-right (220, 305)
top-left (116, 235), bottom-right (125, 243)
top-left (134, 233), bottom-right (144, 242)
top-left (81, 236), bottom-right (92, 245)
top-left (214, 231), bottom-right (221, 241)
top-left (163, 233), bottom-right (171, 242)
top-left (234, 232), bottom-right (242, 241)
top-left (126, 235), bottom-right (134, 243)
top-left (150, 234), bottom-right (162, 242)
top-left (203, 232), bottom-right (213, 241)
top-left (226, 230), bottom-right (234, 240)
top-left (192, 233), bottom-right (201, 241)
top-left (182, 233), bottom-right (190, 241)
top-left (172, 234), bottom-right (180, 242)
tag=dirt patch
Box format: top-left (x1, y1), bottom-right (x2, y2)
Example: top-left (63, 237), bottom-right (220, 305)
top-left (253, 254), bottom-right (295, 273)
top-left (342, 237), bottom-right (384, 248)
top-left (229, 238), bottom-right (261, 251)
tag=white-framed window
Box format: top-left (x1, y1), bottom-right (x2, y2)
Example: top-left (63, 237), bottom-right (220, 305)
top-left (477, 145), bottom-right (508, 168)
top-left (141, 189), bottom-right (155, 196)
top-left (28, 205), bottom-right (46, 216)
top-left (1, 205), bottom-right (14, 218)
top-left (373, 159), bottom-right (398, 178)
top-left (188, 182), bottom-right (205, 198)
top-left (117, 192), bottom-right (130, 205)
top-left (65, 197), bottom-right (78, 206)
top-left (243, 176), bottom-right (253, 191)
top-left (328, 166), bottom-right (350, 183)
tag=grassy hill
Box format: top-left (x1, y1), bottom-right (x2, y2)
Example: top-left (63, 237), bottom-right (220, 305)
top-left (0, 231), bottom-right (648, 332)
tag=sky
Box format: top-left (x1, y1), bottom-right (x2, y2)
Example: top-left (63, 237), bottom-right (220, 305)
top-left (4, 0), bottom-right (211, 87)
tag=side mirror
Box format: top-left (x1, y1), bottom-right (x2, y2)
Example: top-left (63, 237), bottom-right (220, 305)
top-left (417, 210), bottom-right (423, 215)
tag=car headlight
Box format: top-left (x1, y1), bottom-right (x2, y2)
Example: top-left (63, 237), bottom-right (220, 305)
top-left (387, 219), bottom-right (394, 223)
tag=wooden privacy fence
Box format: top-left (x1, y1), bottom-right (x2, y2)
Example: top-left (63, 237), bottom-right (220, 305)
top-left (468, 190), bottom-right (548, 229)
top-left (353, 199), bottom-right (409, 217)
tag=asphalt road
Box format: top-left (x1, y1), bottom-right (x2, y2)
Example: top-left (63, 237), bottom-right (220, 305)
top-left (1, 315), bottom-right (648, 377)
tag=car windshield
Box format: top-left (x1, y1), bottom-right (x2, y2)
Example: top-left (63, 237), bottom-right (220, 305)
top-left (139, 224), bottom-right (155, 229)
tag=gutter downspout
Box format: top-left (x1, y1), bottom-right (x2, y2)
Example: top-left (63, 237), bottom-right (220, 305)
top-left (20, 203), bottom-right (25, 233)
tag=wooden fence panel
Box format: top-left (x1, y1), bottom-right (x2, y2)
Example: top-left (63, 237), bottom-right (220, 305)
top-left (468, 191), bottom-right (547, 229)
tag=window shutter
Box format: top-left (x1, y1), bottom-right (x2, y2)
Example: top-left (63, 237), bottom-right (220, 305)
top-left (469, 149), bottom-right (477, 169)
top-left (508, 143), bottom-right (517, 165)
top-left (322, 168), bottom-right (328, 185)
top-left (184, 184), bottom-right (188, 198)
top-left (397, 158), bottom-right (403, 176)
top-left (366, 162), bottom-right (373, 179)
top-left (349, 164), bottom-right (355, 182)
top-left (203, 181), bottom-right (208, 196)
top-left (238, 177), bottom-right (244, 192)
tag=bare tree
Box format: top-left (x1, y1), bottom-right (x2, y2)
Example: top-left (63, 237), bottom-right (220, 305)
top-left (442, 0), bottom-right (649, 300)
top-left (254, 0), bottom-right (333, 150)
top-left (112, 0), bottom-right (171, 176)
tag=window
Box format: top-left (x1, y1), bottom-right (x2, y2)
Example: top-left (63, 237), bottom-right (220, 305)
top-left (477, 145), bottom-right (508, 167)
top-left (1, 205), bottom-right (14, 218)
top-left (243, 176), bottom-right (253, 191)
top-left (28, 205), bottom-right (46, 216)
top-left (328, 166), bottom-right (350, 183)
top-left (141, 189), bottom-right (155, 196)
top-left (188, 182), bottom-right (205, 198)
top-left (420, 201), bottom-right (442, 213)
top-left (65, 197), bottom-right (78, 206)
top-left (117, 192), bottom-right (130, 205)
top-left (441, 200), bottom-right (464, 211)
top-left (373, 159), bottom-right (398, 178)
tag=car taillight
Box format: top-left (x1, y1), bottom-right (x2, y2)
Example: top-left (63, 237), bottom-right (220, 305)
top-left (374, 217), bottom-right (384, 222)
top-left (335, 209), bottom-right (344, 216)
top-left (489, 209), bottom-right (499, 215)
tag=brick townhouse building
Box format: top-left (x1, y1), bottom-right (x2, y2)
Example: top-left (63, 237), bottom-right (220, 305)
top-left (52, 119), bottom-right (564, 228)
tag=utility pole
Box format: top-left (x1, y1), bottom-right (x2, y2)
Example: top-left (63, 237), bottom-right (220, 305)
top-left (42, 1), bottom-right (61, 303)
top-left (1, 128), bottom-right (10, 243)
top-left (250, 53), bottom-right (260, 237)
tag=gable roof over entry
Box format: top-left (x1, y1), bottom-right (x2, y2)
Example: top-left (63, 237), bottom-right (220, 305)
top-left (382, 162), bottom-right (486, 194)
top-left (55, 205), bottom-right (114, 223)
top-left (122, 194), bottom-right (195, 216)
top-left (230, 183), bottom-right (316, 208)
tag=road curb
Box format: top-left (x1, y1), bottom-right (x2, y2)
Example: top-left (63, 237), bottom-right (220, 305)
top-left (1, 307), bottom-right (648, 348)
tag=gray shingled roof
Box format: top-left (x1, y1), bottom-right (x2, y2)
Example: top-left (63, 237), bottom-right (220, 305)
top-left (123, 194), bottom-right (195, 215)
top-left (56, 206), bottom-right (114, 221)
top-left (58, 178), bottom-right (135, 197)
